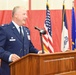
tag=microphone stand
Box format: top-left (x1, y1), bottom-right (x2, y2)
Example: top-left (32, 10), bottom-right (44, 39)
top-left (34, 26), bottom-right (46, 54)
top-left (39, 30), bottom-right (46, 54)
top-left (40, 32), bottom-right (44, 54)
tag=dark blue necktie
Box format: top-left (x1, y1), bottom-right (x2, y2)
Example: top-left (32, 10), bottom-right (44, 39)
top-left (19, 27), bottom-right (23, 39)
top-left (19, 27), bottom-right (24, 56)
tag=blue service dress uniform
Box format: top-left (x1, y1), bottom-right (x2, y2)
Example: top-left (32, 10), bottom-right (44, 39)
top-left (0, 22), bottom-right (38, 75)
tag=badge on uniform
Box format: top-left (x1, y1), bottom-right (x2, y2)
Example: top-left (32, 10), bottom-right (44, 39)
top-left (27, 35), bottom-right (30, 40)
top-left (9, 37), bottom-right (16, 41)
top-left (26, 30), bottom-right (30, 40)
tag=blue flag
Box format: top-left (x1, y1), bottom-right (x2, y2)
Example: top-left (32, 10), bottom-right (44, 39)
top-left (72, 7), bottom-right (76, 50)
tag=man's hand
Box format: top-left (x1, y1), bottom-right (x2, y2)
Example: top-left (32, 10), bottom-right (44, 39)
top-left (38, 50), bottom-right (50, 54)
top-left (11, 54), bottom-right (20, 62)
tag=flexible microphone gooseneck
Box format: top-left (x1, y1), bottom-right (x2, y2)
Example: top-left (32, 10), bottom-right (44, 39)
top-left (34, 26), bottom-right (46, 34)
top-left (34, 26), bottom-right (46, 53)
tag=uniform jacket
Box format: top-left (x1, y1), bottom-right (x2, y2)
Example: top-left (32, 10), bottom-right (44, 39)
top-left (0, 22), bottom-right (38, 75)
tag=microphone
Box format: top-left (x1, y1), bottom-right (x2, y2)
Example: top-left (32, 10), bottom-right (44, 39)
top-left (34, 26), bottom-right (41, 31)
top-left (34, 26), bottom-right (46, 34)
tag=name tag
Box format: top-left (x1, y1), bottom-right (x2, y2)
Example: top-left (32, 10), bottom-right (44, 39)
top-left (9, 37), bottom-right (16, 41)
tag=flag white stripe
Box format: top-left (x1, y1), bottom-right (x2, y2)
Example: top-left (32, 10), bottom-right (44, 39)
top-left (61, 22), bottom-right (69, 52)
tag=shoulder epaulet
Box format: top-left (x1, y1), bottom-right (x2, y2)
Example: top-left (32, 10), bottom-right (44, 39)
top-left (1, 24), bottom-right (9, 27)
top-left (24, 26), bottom-right (29, 29)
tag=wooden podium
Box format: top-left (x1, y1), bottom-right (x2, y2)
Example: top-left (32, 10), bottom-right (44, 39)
top-left (10, 51), bottom-right (76, 75)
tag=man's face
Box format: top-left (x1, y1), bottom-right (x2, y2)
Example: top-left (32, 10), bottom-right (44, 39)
top-left (15, 7), bottom-right (27, 26)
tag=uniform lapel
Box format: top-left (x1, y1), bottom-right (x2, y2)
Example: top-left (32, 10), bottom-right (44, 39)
top-left (23, 27), bottom-right (28, 42)
top-left (10, 22), bottom-right (23, 42)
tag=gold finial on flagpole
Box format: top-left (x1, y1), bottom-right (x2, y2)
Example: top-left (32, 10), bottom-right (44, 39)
top-left (72, 0), bottom-right (74, 7)
top-left (63, 0), bottom-right (65, 4)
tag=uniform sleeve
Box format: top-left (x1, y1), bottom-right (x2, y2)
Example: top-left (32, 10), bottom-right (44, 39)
top-left (0, 27), bottom-right (11, 62)
top-left (26, 28), bottom-right (39, 53)
top-left (29, 41), bottom-right (39, 53)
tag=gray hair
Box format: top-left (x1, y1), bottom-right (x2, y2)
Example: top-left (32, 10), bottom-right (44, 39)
top-left (12, 6), bottom-right (20, 17)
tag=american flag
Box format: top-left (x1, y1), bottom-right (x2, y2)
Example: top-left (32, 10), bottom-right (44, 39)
top-left (43, 1), bottom-right (54, 53)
